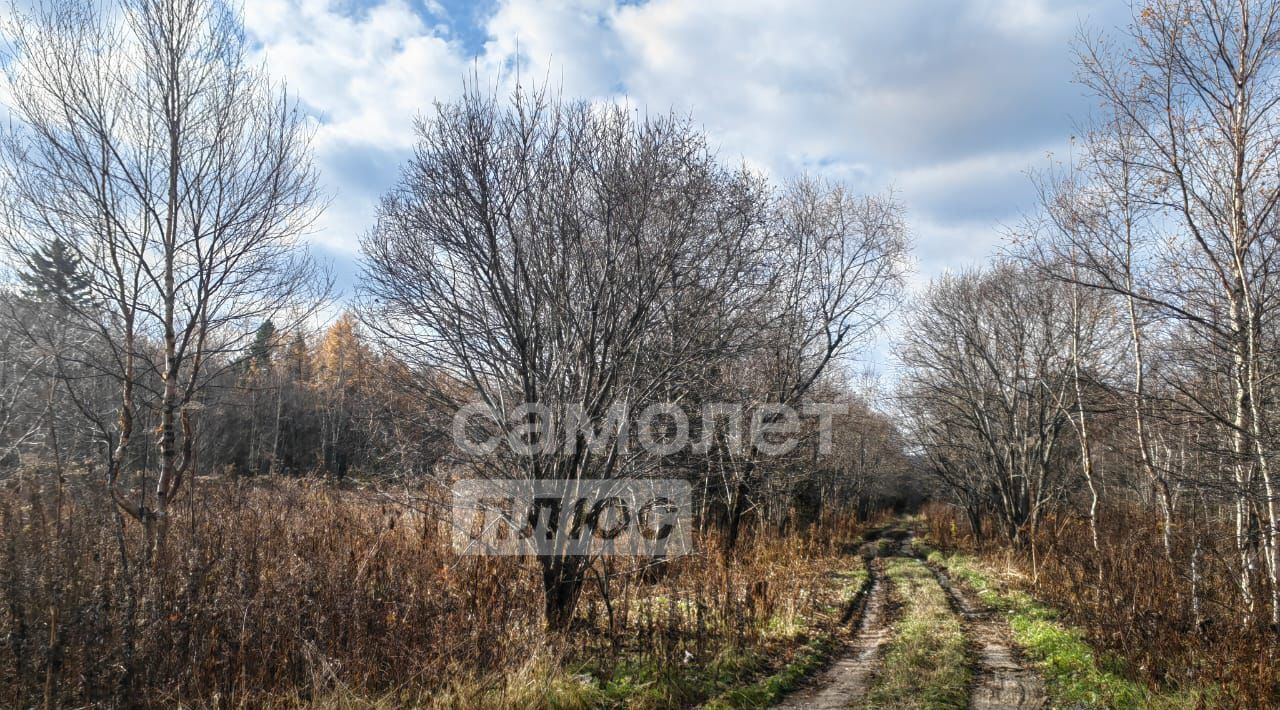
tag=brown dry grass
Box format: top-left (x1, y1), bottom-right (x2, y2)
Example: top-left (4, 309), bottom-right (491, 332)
top-left (922, 502), bottom-right (1280, 706)
top-left (0, 472), bottom-right (863, 708)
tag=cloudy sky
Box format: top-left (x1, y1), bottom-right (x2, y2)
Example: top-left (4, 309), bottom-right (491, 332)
top-left (242, 0), bottom-right (1133, 371)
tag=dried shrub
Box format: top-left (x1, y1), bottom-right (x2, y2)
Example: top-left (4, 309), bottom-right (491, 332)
top-left (0, 474), bottom-right (863, 707)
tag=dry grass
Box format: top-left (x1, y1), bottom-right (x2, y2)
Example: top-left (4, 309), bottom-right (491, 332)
top-left (863, 557), bottom-right (969, 709)
top-left (922, 503), bottom-right (1278, 706)
top-left (0, 472), bottom-right (863, 707)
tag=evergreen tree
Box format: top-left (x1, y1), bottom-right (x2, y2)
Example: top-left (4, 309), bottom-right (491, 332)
top-left (248, 320), bottom-right (276, 370)
top-left (17, 238), bottom-right (92, 306)
top-left (285, 333), bottom-right (311, 382)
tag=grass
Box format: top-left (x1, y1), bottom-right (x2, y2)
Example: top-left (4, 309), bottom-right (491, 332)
top-left (271, 558), bottom-right (871, 710)
top-left (701, 637), bottom-right (833, 709)
top-left (863, 557), bottom-right (970, 709)
top-left (0, 474), bottom-right (877, 708)
top-left (277, 649), bottom-right (609, 709)
top-left (596, 650), bottom-right (765, 709)
top-left (425, 559), bottom-right (872, 710)
top-left (921, 547), bottom-right (1218, 709)
top-left (453, 559), bottom-right (873, 710)
top-left (420, 653), bottom-right (611, 710)
top-left (701, 564), bottom-right (870, 709)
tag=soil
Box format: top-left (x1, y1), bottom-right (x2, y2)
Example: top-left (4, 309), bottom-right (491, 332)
top-left (775, 527), bottom-right (1047, 709)
top-left (774, 557), bottom-right (894, 709)
top-left (930, 564), bottom-right (1048, 709)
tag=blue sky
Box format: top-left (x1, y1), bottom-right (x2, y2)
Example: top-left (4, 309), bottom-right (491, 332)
top-left (242, 0), bottom-right (1133, 373)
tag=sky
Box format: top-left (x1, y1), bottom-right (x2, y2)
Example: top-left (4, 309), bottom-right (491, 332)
top-left (241, 0), bottom-right (1135, 374)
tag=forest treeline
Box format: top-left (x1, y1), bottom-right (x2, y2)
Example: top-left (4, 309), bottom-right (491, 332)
top-left (3, 0), bottom-right (1280, 705)
top-left (0, 0), bottom-right (915, 542)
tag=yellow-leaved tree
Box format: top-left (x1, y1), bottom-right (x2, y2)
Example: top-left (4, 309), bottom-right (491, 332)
top-left (314, 313), bottom-right (372, 477)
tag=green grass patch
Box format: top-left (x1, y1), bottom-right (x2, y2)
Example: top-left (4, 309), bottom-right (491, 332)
top-left (702, 636), bottom-right (835, 709)
top-left (700, 565), bottom-right (869, 709)
top-left (864, 557), bottom-right (971, 709)
top-left (596, 649), bottom-right (768, 709)
top-left (921, 546), bottom-right (1216, 709)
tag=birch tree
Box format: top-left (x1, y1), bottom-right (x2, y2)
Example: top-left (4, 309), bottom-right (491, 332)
top-left (0, 0), bottom-right (326, 554)
top-left (1062, 0), bottom-right (1280, 623)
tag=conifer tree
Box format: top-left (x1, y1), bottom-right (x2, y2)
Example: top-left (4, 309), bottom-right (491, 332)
top-left (17, 237), bottom-right (91, 306)
top-left (248, 320), bottom-right (276, 370)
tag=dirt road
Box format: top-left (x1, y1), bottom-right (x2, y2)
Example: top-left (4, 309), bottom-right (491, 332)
top-left (931, 564), bottom-right (1047, 709)
top-left (774, 558), bottom-right (893, 709)
top-left (774, 527), bottom-right (1047, 709)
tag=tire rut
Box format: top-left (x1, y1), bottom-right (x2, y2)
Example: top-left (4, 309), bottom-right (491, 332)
top-left (929, 564), bottom-right (1047, 709)
top-left (774, 557), bottom-right (894, 709)
top-left (775, 528), bottom-right (916, 709)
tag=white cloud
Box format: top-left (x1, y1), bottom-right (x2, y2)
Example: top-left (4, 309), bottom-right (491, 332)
top-left (242, 0), bottom-right (1131, 314)
top-left (483, 0), bottom-right (624, 94)
top-left (244, 0), bottom-right (474, 254)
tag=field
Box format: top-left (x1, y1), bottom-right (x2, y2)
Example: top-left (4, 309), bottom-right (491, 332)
top-left (0, 474), bottom-right (875, 708)
top-left (5, 474), bottom-right (1272, 707)
top-left (5, 0), bottom-right (1280, 707)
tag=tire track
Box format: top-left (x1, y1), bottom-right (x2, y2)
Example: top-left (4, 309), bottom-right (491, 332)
top-left (774, 556), bottom-right (894, 709)
top-left (929, 563), bottom-right (1047, 709)
top-left (775, 527), bottom-right (915, 709)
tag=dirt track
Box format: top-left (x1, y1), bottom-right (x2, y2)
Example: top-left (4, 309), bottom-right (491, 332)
top-left (774, 557), bottom-right (893, 709)
top-left (774, 527), bottom-right (1047, 709)
top-left (930, 564), bottom-right (1047, 709)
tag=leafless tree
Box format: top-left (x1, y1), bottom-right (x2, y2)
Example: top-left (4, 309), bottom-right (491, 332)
top-left (1022, 0), bottom-right (1280, 624)
top-left (361, 82), bottom-right (777, 628)
top-left (0, 290), bottom-right (50, 468)
top-left (0, 0), bottom-right (327, 554)
top-left (716, 177), bottom-right (908, 555)
top-left (899, 262), bottom-right (1111, 545)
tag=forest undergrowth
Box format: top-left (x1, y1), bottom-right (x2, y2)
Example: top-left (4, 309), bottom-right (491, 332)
top-left (0, 473), bottom-right (874, 708)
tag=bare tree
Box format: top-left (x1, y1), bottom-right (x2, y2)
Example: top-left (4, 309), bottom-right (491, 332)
top-left (0, 0), bottom-right (326, 553)
top-left (899, 262), bottom-right (1107, 545)
top-left (1033, 0), bottom-right (1280, 624)
top-left (716, 177), bottom-right (908, 555)
top-left (0, 289), bottom-right (50, 468)
top-left (361, 83), bottom-right (775, 628)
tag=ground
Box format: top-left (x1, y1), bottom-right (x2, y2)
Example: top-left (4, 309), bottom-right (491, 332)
top-left (774, 524), bottom-right (1047, 710)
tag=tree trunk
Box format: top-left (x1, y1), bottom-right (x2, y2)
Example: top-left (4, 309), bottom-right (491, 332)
top-left (721, 477), bottom-right (751, 561)
top-left (1230, 295), bottom-right (1256, 621)
top-left (541, 556), bottom-right (586, 631)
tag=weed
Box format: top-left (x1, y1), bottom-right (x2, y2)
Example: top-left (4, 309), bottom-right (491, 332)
top-left (925, 545), bottom-right (1220, 709)
top-left (863, 557), bottom-right (970, 709)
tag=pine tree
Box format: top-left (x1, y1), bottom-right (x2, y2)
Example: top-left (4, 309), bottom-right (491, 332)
top-left (248, 320), bottom-right (276, 370)
top-left (17, 238), bottom-right (92, 306)
top-left (284, 333), bottom-right (311, 382)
